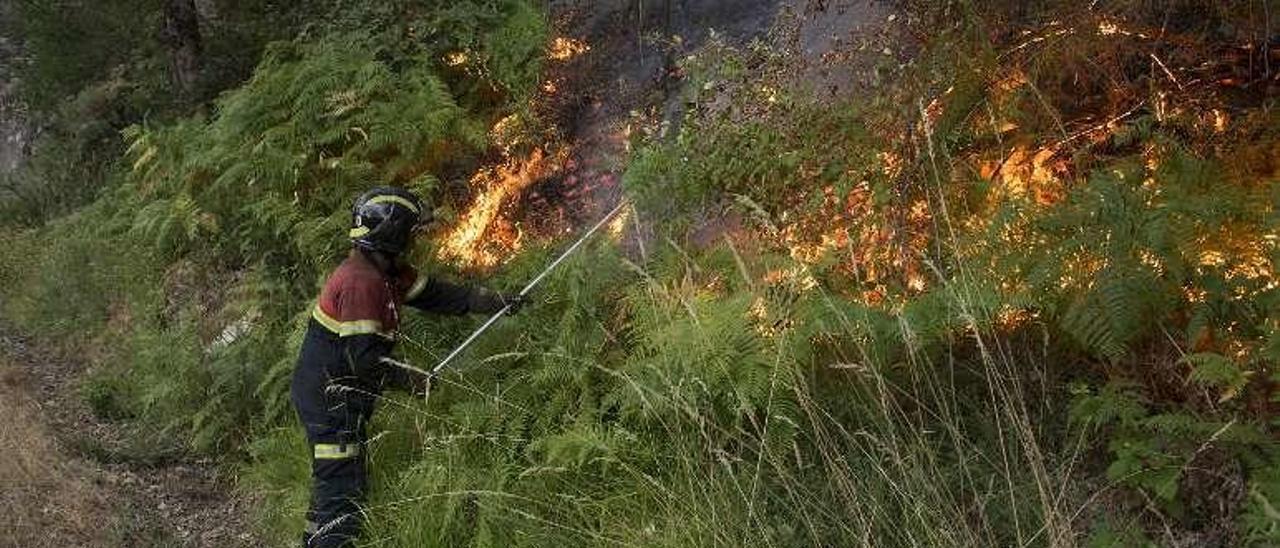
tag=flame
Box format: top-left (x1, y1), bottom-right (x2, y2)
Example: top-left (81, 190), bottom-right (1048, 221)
top-left (748, 296), bottom-right (792, 337)
top-left (880, 151), bottom-right (903, 178)
top-left (1199, 249), bottom-right (1226, 267)
top-left (444, 51), bottom-right (469, 66)
top-left (1211, 109), bottom-right (1229, 133)
top-left (549, 37), bottom-right (590, 61)
top-left (763, 266), bottom-right (818, 292)
top-left (490, 114), bottom-right (525, 154)
top-left (996, 307), bottom-right (1037, 330)
top-left (980, 146), bottom-right (1067, 206)
top-left (607, 205), bottom-right (632, 241)
top-left (438, 149), bottom-right (561, 268)
top-left (758, 84), bottom-right (780, 104)
top-left (1094, 18), bottom-right (1150, 39)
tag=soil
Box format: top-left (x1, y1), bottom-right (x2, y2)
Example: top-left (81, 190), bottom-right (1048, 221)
top-left (0, 326), bottom-right (260, 548)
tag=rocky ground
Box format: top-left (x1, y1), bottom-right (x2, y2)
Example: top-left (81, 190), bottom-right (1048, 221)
top-left (0, 326), bottom-right (260, 548)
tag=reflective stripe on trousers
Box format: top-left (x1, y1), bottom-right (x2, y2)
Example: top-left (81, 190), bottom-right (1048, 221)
top-left (313, 443), bottom-right (360, 460)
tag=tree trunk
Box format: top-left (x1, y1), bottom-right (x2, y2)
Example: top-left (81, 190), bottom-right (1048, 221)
top-left (161, 0), bottom-right (202, 98)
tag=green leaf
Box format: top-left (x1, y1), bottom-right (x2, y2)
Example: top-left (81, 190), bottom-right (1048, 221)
top-left (1185, 352), bottom-right (1250, 402)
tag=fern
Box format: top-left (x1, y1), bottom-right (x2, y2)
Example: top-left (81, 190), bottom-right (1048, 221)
top-left (1185, 352), bottom-right (1250, 403)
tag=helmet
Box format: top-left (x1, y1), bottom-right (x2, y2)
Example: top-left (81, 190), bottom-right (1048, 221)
top-left (349, 186), bottom-right (428, 255)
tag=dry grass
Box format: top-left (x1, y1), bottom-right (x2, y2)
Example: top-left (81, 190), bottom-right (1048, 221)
top-left (0, 358), bottom-right (116, 548)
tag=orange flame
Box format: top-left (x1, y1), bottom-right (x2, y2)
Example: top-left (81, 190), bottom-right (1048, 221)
top-left (606, 205), bottom-right (632, 241)
top-left (979, 146), bottom-right (1067, 206)
top-left (770, 167), bottom-right (936, 301)
top-left (549, 37), bottom-right (590, 61)
top-left (438, 149), bottom-right (561, 268)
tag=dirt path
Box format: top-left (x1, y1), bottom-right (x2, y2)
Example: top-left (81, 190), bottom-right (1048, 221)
top-left (0, 327), bottom-right (260, 548)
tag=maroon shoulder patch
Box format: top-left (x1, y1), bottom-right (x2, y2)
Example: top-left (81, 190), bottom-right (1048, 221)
top-left (313, 253), bottom-right (400, 337)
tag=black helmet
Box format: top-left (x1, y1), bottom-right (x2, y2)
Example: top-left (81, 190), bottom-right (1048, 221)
top-left (349, 186), bottom-right (429, 255)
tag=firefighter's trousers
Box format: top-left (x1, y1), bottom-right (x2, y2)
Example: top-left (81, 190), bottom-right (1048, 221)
top-left (291, 359), bottom-right (374, 548)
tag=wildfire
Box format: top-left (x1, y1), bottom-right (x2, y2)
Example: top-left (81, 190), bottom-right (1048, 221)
top-left (996, 306), bottom-right (1038, 331)
top-left (606, 205), bottom-right (632, 241)
top-left (980, 146), bottom-right (1067, 206)
top-left (549, 37), bottom-right (590, 61)
top-left (444, 51), bottom-right (469, 66)
top-left (431, 35), bottom-right (601, 270)
top-left (770, 172), bottom-right (933, 302)
top-left (489, 113), bottom-right (527, 155)
top-left (762, 266), bottom-right (818, 292)
top-left (438, 149), bottom-right (561, 268)
top-left (1211, 109), bottom-right (1230, 133)
top-left (748, 296), bottom-right (791, 337)
top-left (1095, 18), bottom-right (1150, 39)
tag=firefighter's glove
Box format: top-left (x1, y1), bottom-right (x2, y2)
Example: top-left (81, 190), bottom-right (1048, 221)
top-left (408, 372), bottom-right (432, 396)
top-left (498, 293), bottom-right (525, 316)
top-left (470, 290), bottom-right (525, 315)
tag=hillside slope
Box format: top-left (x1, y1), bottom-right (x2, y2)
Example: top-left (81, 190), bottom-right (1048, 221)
top-left (1, 1), bottom-right (1277, 547)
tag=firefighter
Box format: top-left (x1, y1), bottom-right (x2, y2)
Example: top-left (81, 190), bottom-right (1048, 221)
top-left (291, 186), bottom-right (523, 547)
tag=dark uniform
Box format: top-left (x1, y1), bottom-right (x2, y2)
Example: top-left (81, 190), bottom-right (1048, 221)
top-left (291, 248), bottom-right (506, 547)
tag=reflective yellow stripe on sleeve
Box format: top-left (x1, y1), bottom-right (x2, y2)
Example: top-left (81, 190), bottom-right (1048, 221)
top-left (312, 305), bottom-right (392, 339)
top-left (314, 443), bottom-right (360, 460)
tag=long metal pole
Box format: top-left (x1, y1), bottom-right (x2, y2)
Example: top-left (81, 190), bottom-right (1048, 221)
top-left (429, 200), bottom-right (629, 376)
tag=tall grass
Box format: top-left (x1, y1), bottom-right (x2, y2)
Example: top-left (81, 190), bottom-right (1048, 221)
top-left (285, 234), bottom-right (1086, 547)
